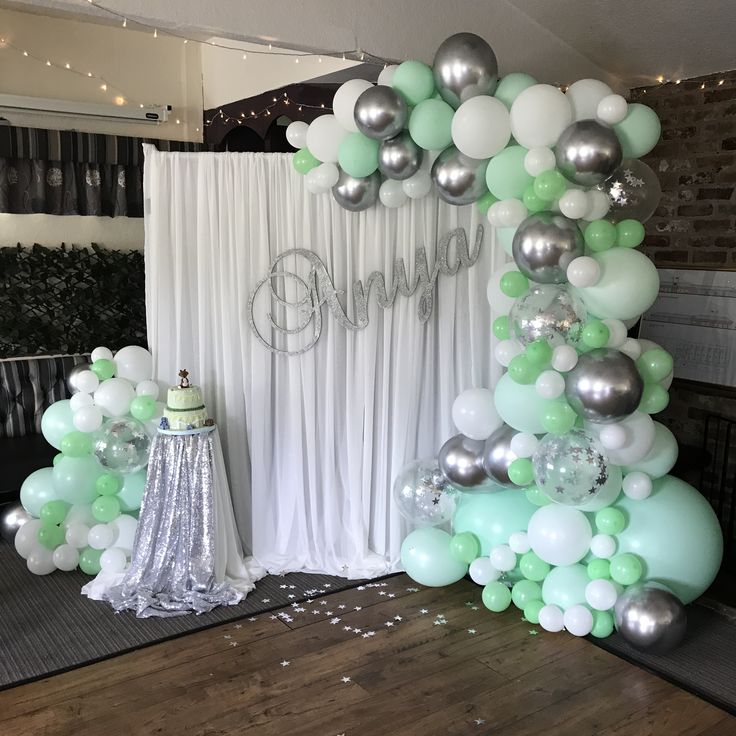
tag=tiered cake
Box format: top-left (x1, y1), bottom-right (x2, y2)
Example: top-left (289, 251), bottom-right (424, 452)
top-left (161, 370), bottom-right (211, 431)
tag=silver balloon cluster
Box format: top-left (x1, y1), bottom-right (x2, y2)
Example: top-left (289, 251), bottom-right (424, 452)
top-left (354, 86), bottom-right (408, 141)
top-left (332, 169), bottom-right (381, 212)
top-left (378, 131), bottom-right (422, 181)
top-left (431, 147), bottom-right (489, 206)
top-left (555, 120), bottom-right (622, 187)
top-left (393, 457), bottom-right (457, 526)
top-left (615, 584), bottom-right (687, 653)
top-left (481, 424), bottom-right (519, 486)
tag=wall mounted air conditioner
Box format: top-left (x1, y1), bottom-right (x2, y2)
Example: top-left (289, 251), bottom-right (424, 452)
top-left (0, 94), bottom-right (171, 124)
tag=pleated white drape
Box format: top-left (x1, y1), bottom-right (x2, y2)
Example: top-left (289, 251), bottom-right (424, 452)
top-left (144, 146), bottom-right (503, 577)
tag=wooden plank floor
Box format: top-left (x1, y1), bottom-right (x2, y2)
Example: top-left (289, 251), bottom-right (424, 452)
top-left (0, 574), bottom-right (733, 736)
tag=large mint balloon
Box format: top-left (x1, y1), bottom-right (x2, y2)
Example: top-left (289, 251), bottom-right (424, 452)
top-left (400, 527), bottom-right (468, 587)
top-left (453, 488), bottom-right (537, 555)
top-left (52, 456), bottom-right (102, 505)
top-left (613, 103), bottom-right (661, 159)
top-left (615, 475), bottom-right (723, 603)
top-left (118, 468), bottom-right (147, 512)
top-left (20, 467), bottom-right (58, 517)
top-left (542, 564), bottom-right (589, 610)
top-left (494, 373), bottom-right (559, 435)
top-left (40, 400), bottom-right (75, 451)
top-left (485, 145), bottom-right (532, 200)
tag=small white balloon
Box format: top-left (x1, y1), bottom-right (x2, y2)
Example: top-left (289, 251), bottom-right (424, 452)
top-left (586, 411), bottom-right (656, 466)
top-left (539, 604), bottom-right (565, 632)
top-left (110, 514), bottom-right (138, 553)
top-left (91, 346), bottom-right (113, 362)
top-left (135, 380), bottom-right (160, 400)
top-left (603, 319), bottom-right (628, 348)
top-left (589, 534), bottom-right (617, 559)
top-left (567, 256), bottom-right (601, 288)
top-left (65, 522), bottom-right (91, 549)
top-left (305, 168), bottom-right (328, 194)
top-left (566, 79), bottom-right (613, 121)
top-left (489, 544), bottom-right (517, 572)
top-left (493, 198), bottom-right (528, 228)
top-left (100, 547), bottom-right (128, 574)
top-left (94, 378), bottom-right (136, 418)
top-left (585, 579), bottom-right (619, 611)
top-left (70, 392), bottom-right (95, 412)
top-left (524, 146), bottom-right (556, 177)
top-left (313, 162), bottom-right (340, 190)
top-left (452, 388), bottom-right (503, 440)
top-left (378, 64), bottom-right (398, 86)
top-left (306, 114), bottom-right (348, 164)
top-left (598, 424), bottom-right (627, 450)
top-left (14, 519), bottom-right (43, 559)
top-left (379, 179), bottom-right (409, 208)
top-left (551, 345), bottom-right (579, 372)
top-left (469, 557), bottom-right (501, 585)
top-left (72, 405), bottom-right (103, 433)
top-left (509, 433), bottom-right (539, 459)
top-left (402, 170), bottom-right (432, 199)
top-left (53, 544), bottom-right (80, 571)
top-left (451, 95), bottom-right (511, 159)
top-left (558, 189), bottom-right (590, 219)
top-left (63, 504), bottom-right (95, 529)
top-left (597, 94), bottom-right (628, 125)
top-left (583, 189), bottom-right (612, 221)
top-left (494, 339), bottom-right (523, 367)
top-left (285, 120), bottom-right (309, 149)
top-left (75, 370), bottom-right (100, 394)
top-left (27, 547), bottom-right (56, 575)
top-left (510, 84), bottom-right (572, 148)
top-left (487, 262), bottom-right (523, 314)
top-left (332, 79), bottom-right (373, 132)
top-left (622, 471), bottom-right (653, 500)
top-left (508, 531), bottom-right (531, 554)
top-left (618, 338), bottom-right (643, 360)
top-left (88, 523), bottom-right (115, 550)
top-left (563, 604), bottom-right (594, 636)
top-left (535, 370), bottom-right (565, 399)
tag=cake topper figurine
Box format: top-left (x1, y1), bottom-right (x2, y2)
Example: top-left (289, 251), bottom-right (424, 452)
top-left (178, 369), bottom-right (190, 389)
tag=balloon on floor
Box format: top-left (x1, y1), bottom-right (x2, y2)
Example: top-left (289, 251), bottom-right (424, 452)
top-left (12, 345), bottom-right (158, 577)
top-left (389, 33), bottom-right (723, 653)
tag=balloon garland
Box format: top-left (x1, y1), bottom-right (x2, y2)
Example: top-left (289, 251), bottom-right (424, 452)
top-left (300, 31), bottom-right (731, 653)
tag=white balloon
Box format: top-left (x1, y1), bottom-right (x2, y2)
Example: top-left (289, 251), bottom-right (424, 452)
top-left (528, 505), bottom-right (592, 566)
top-left (65, 522), bottom-right (91, 548)
top-left (469, 557), bottom-right (501, 585)
top-left (135, 380), bottom-right (160, 400)
top-left (585, 411), bottom-right (656, 465)
top-left (508, 531), bottom-right (531, 554)
top-left (509, 433), bottom-right (539, 459)
top-left (313, 162), bottom-right (340, 189)
top-left (100, 547), bottom-right (128, 574)
top-left (622, 471), bottom-right (653, 500)
top-left (14, 519), bottom-right (43, 559)
top-left (94, 378), bottom-right (136, 418)
top-left (510, 84), bottom-right (572, 148)
top-left (378, 64), bottom-right (398, 86)
top-left (90, 346), bottom-right (113, 362)
top-left (70, 392), bottom-right (95, 412)
top-left (88, 523), bottom-right (115, 550)
top-left (75, 370), bottom-right (99, 394)
top-left (598, 424), bottom-right (627, 450)
top-left (451, 96), bottom-right (511, 159)
top-left (566, 256), bottom-right (601, 288)
top-left (305, 168), bottom-right (329, 194)
top-left (379, 179), bottom-right (408, 208)
top-left (487, 262), bottom-right (522, 314)
top-left (618, 337), bottom-right (642, 360)
top-left (63, 504), bottom-right (95, 529)
top-left (551, 345), bottom-right (578, 372)
top-left (489, 544), bottom-right (516, 572)
top-left (589, 534), bottom-right (616, 559)
top-left (491, 198), bottom-right (528, 228)
top-left (563, 604), bottom-right (594, 636)
top-left (585, 579), bottom-right (618, 611)
top-left (566, 79), bottom-right (613, 121)
top-left (402, 171), bottom-right (432, 199)
top-left (494, 339), bottom-right (523, 367)
top-left (452, 388), bottom-right (502, 440)
top-left (538, 604), bottom-right (565, 632)
top-left (583, 189), bottom-right (611, 221)
top-left (333, 79), bottom-right (374, 133)
top-left (286, 120), bottom-right (309, 149)
top-left (597, 94), bottom-right (628, 125)
top-left (306, 114), bottom-right (348, 164)
top-left (523, 146), bottom-right (556, 177)
top-left (558, 189), bottom-right (589, 219)
top-left (111, 514), bottom-right (138, 553)
top-left (113, 346), bottom-right (153, 384)
top-left (603, 319), bottom-right (628, 348)
top-left (53, 544), bottom-right (80, 571)
top-left (535, 370), bottom-right (565, 399)
top-left (27, 547), bottom-right (56, 575)
top-left (72, 404), bottom-right (103, 432)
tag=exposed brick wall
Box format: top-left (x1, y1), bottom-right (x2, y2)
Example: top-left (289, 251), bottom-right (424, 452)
top-left (630, 70), bottom-right (736, 268)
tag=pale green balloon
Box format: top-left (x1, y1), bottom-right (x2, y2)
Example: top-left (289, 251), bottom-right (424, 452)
top-left (40, 400), bottom-right (75, 451)
top-left (575, 248), bottom-right (659, 321)
top-left (453, 488), bottom-right (537, 555)
top-left (392, 60), bottom-right (435, 106)
top-left (622, 422), bottom-right (678, 478)
top-left (494, 72), bottom-right (537, 109)
top-left (485, 145), bottom-right (532, 200)
top-left (338, 133), bottom-right (380, 178)
top-left (20, 467), bottom-right (58, 517)
top-left (496, 227), bottom-right (517, 256)
top-left (118, 468), bottom-right (147, 512)
top-left (52, 456), bottom-right (102, 505)
top-left (408, 99), bottom-right (454, 151)
top-left (400, 527), bottom-right (468, 587)
top-left (614, 103), bottom-right (661, 159)
top-left (494, 373), bottom-right (557, 434)
top-left (541, 563), bottom-right (589, 610)
top-left (615, 475), bottom-right (723, 603)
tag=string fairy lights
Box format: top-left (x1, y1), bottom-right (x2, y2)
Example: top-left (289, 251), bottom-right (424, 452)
top-left (203, 91), bottom-right (333, 128)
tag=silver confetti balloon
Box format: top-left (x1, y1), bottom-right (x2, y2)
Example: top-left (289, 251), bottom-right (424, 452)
top-left (66, 362), bottom-right (92, 394)
top-left (332, 169), bottom-right (381, 212)
top-left (601, 159), bottom-right (662, 224)
top-left (393, 457), bottom-right (457, 526)
top-left (481, 424), bottom-right (519, 486)
top-left (433, 32), bottom-right (499, 108)
top-left (378, 131), bottom-right (423, 181)
top-left (555, 120), bottom-right (623, 187)
top-left (353, 85), bottom-right (408, 141)
top-left (431, 146), bottom-right (489, 206)
top-left (509, 284), bottom-right (586, 347)
top-left (0, 502), bottom-right (31, 543)
top-left (512, 212), bottom-right (584, 284)
top-left (438, 434), bottom-right (487, 488)
top-left (565, 348), bottom-right (644, 423)
top-left (614, 584), bottom-right (688, 653)
top-left (93, 417), bottom-right (151, 474)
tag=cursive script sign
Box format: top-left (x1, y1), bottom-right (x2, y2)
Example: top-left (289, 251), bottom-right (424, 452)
top-left (247, 225), bottom-right (484, 355)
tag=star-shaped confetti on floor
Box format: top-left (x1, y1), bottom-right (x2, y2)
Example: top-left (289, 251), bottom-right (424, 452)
top-left (378, 591), bottom-right (387, 596)
top-left (341, 676), bottom-right (351, 684)
top-left (528, 629), bottom-right (539, 636)
top-left (338, 604), bottom-right (346, 609)
top-left (261, 598), bottom-right (271, 603)
top-left (419, 609), bottom-right (429, 615)
top-left (353, 628), bottom-right (362, 634)
top-left (474, 718), bottom-right (486, 726)
top-left (234, 624), bottom-right (242, 629)
top-left (387, 593), bottom-right (395, 598)
top-left (357, 585), bottom-right (365, 590)
top-left (248, 617), bottom-right (257, 622)
top-left (468, 629), bottom-right (477, 635)
top-left (354, 606), bottom-right (362, 611)
top-left (385, 621), bottom-right (394, 627)
top-left (394, 615), bottom-right (403, 621)
top-left (280, 660), bottom-right (290, 667)
top-left (223, 634), bottom-right (232, 640)
top-left (406, 587), bottom-right (419, 592)
top-left (229, 641), bottom-right (238, 647)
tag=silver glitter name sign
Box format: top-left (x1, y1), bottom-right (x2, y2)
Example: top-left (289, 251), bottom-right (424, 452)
top-left (247, 225), bottom-right (484, 355)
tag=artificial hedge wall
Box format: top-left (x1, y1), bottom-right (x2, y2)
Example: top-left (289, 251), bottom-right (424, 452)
top-left (0, 244), bottom-right (146, 358)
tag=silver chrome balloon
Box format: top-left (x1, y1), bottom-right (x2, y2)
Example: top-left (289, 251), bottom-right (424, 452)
top-left (378, 132), bottom-right (423, 181)
top-left (0, 502), bottom-right (31, 543)
top-left (601, 158), bottom-right (662, 224)
top-left (438, 434), bottom-right (487, 487)
top-left (332, 170), bottom-right (381, 212)
top-left (555, 120), bottom-right (623, 187)
top-left (431, 146), bottom-right (489, 206)
top-left (614, 584), bottom-right (687, 653)
top-left (512, 212), bottom-right (584, 284)
top-left (509, 284), bottom-right (586, 347)
top-left (66, 362), bottom-right (92, 394)
top-left (481, 424), bottom-right (519, 486)
top-left (432, 32), bottom-right (499, 108)
top-left (565, 348), bottom-right (644, 423)
top-left (353, 85), bottom-right (408, 141)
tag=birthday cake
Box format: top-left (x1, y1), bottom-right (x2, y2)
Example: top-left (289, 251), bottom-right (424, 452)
top-left (161, 370), bottom-right (212, 431)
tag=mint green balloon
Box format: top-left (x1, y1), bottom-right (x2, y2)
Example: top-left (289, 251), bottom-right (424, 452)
top-left (511, 579), bottom-right (542, 609)
top-left (496, 227), bottom-right (517, 256)
top-left (591, 610), bottom-right (614, 638)
top-left (20, 467), bottom-right (57, 517)
top-left (38, 523), bottom-right (64, 550)
top-left (408, 99), bottom-right (454, 151)
top-left (338, 133), bottom-right (380, 178)
top-left (118, 468), bottom-right (147, 512)
top-left (494, 72), bottom-right (537, 109)
top-left (494, 373), bottom-right (557, 434)
top-left (392, 60), bottom-right (435, 106)
top-left (92, 494), bottom-right (121, 523)
top-left (449, 531), bottom-right (480, 564)
top-left (541, 564), bottom-right (589, 610)
top-left (41, 400), bottom-right (75, 451)
top-left (525, 486), bottom-right (552, 507)
top-left (60, 431), bottom-right (92, 457)
top-left (615, 475), bottom-right (724, 603)
top-left (477, 191), bottom-right (498, 216)
top-left (79, 546), bottom-right (102, 575)
top-left (453, 488), bottom-right (537, 556)
top-left (52, 456), bottom-right (102, 505)
top-left (482, 581), bottom-right (512, 612)
top-left (401, 527), bottom-right (468, 587)
top-left (485, 145), bottom-right (532, 200)
top-left (293, 148), bottom-right (320, 175)
top-left (40, 499), bottom-right (70, 526)
top-left (91, 358), bottom-right (115, 381)
top-left (614, 103), bottom-right (661, 159)
top-left (130, 395), bottom-right (156, 422)
top-left (623, 422), bottom-right (678, 478)
top-left (524, 599), bottom-right (545, 624)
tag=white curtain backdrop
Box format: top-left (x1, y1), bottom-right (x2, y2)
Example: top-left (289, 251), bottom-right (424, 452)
top-left (144, 146), bottom-right (504, 578)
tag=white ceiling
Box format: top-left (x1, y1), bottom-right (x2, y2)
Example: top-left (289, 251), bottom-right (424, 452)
top-left (2, 0), bottom-right (735, 89)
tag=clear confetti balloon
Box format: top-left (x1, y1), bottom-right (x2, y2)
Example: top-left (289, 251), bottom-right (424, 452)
top-left (532, 428), bottom-right (611, 505)
top-left (93, 418), bottom-right (151, 474)
top-left (393, 457), bottom-right (458, 526)
top-left (509, 284), bottom-right (586, 346)
top-left (600, 159), bottom-right (662, 224)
